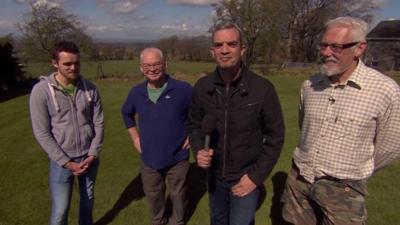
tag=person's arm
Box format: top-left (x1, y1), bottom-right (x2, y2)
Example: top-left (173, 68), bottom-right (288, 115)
top-left (121, 89), bottom-right (141, 153)
top-left (80, 86), bottom-right (104, 172)
top-left (87, 87), bottom-right (104, 158)
top-left (186, 83), bottom-right (206, 156)
top-left (374, 87), bottom-right (400, 171)
top-left (186, 82), bottom-right (216, 170)
top-left (29, 84), bottom-right (71, 167)
top-left (181, 137), bottom-right (190, 150)
top-left (181, 83), bottom-right (193, 151)
top-left (247, 83), bottom-right (285, 186)
top-left (128, 126), bottom-right (141, 153)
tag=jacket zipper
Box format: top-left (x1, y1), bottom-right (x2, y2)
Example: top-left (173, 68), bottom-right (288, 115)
top-left (70, 87), bottom-right (82, 156)
top-left (51, 81), bottom-right (82, 157)
top-left (222, 84), bottom-right (230, 178)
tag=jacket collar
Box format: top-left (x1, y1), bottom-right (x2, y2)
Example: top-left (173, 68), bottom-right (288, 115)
top-left (208, 66), bottom-right (249, 96)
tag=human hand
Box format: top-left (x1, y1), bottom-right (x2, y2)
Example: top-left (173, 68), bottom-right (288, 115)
top-left (79, 155), bottom-right (96, 173)
top-left (182, 137), bottom-right (190, 150)
top-left (133, 137), bottom-right (141, 153)
top-left (196, 149), bottom-right (213, 169)
top-left (231, 174), bottom-right (257, 197)
top-left (64, 161), bottom-right (86, 176)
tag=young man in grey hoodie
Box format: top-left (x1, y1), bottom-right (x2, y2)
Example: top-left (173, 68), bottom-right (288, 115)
top-left (29, 41), bottom-right (104, 225)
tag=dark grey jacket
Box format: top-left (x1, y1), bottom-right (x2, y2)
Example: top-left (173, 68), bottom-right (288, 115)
top-left (186, 68), bottom-right (285, 185)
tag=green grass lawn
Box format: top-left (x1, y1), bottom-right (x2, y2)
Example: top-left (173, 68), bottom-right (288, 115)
top-left (1, 61), bottom-right (399, 225)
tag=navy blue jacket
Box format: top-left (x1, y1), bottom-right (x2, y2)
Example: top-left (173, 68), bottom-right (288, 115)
top-left (121, 76), bottom-right (193, 170)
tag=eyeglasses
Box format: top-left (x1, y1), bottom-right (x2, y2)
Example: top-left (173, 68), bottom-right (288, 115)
top-left (141, 62), bottom-right (163, 70)
top-left (318, 42), bottom-right (359, 53)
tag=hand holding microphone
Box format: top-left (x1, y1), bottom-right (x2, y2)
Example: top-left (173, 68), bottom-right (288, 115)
top-left (196, 115), bottom-right (216, 169)
top-left (202, 115), bottom-right (216, 152)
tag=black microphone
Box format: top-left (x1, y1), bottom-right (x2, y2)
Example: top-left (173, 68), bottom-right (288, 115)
top-left (329, 96), bottom-right (335, 104)
top-left (201, 115), bottom-right (216, 152)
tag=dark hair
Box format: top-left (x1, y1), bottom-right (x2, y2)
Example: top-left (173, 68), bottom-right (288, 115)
top-left (211, 21), bottom-right (243, 44)
top-left (51, 41), bottom-right (79, 61)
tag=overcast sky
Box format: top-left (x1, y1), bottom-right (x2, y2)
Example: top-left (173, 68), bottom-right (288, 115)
top-left (0, 0), bottom-right (399, 41)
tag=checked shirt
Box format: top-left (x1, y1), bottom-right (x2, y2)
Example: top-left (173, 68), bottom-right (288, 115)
top-left (293, 61), bottom-right (400, 183)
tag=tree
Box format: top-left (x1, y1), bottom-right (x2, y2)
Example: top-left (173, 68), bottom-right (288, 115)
top-left (156, 35), bottom-right (211, 62)
top-left (336, 0), bottom-right (384, 23)
top-left (282, 0), bottom-right (334, 62)
top-left (213, 0), bottom-right (269, 67)
top-left (157, 35), bottom-right (180, 60)
top-left (213, 0), bottom-right (383, 64)
top-left (0, 35), bottom-right (24, 91)
top-left (283, 0), bottom-right (382, 62)
top-left (18, 2), bottom-right (94, 62)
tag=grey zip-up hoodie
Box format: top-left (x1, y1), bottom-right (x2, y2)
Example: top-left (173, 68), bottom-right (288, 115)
top-left (29, 73), bottom-right (104, 166)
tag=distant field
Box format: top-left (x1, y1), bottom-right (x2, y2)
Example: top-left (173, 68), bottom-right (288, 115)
top-left (23, 59), bottom-right (327, 80)
top-left (1, 61), bottom-right (399, 225)
top-left (23, 60), bottom-right (216, 80)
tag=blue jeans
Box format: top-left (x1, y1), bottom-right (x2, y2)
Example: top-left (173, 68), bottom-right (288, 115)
top-left (49, 156), bottom-right (99, 225)
top-left (208, 176), bottom-right (259, 225)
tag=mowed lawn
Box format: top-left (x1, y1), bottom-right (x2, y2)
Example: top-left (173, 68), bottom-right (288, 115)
top-left (1, 60), bottom-right (399, 225)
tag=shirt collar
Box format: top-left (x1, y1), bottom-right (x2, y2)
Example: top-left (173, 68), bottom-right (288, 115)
top-left (316, 60), bottom-right (366, 90)
top-left (346, 60), bottom-right (366, 90)
top-left (137, 74), bottom-right (174, 95)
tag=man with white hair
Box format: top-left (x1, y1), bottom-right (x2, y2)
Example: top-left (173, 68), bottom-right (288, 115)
top-left (121, 48), bottom-right (192, 225)
top-left (281, 16), bottom-right (400, 225)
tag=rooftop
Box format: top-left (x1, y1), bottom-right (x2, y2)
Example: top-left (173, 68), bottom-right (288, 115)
top-left (367, 20), bottom-right (400, 41)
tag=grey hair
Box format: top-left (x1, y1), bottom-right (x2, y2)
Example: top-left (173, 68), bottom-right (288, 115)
top-left (211, 21), bottom-right (243, 44)
top-left (140, 47), bottom-right (164, 62)
top-left (325, 16), bottom-right (369, 42)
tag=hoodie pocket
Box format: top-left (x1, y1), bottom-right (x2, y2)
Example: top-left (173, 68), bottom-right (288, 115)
top-left (81, 124), bottom-right (94, 149)
top-left (53, 129), bottom-right (66, 146)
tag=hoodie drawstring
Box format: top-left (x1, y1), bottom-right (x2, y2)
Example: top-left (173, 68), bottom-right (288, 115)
top-left (82, 79), bottom-right (93, 103)
top-left (48, 83), bottom-right (60, 112)
top-left (48, 79), bottom-right (93, 112)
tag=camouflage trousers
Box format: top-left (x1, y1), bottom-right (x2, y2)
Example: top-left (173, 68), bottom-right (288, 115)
top-left (281, 165), bottom-right (367, 225)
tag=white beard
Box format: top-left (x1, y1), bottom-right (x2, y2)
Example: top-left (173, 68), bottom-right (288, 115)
top-left (320, 64), bottom-right (340, 77)
top-left (320, 56), bottom-right (346, 77)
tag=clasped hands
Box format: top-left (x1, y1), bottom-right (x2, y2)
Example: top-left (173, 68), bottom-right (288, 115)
top-left (64, 155), bottom-right (96, 176)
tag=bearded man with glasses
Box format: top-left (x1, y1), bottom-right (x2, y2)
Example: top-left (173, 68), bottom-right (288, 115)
top-left (281, 16), bottom-right (400, 225)
top-left (121, 48), bottom-right (192, 225)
